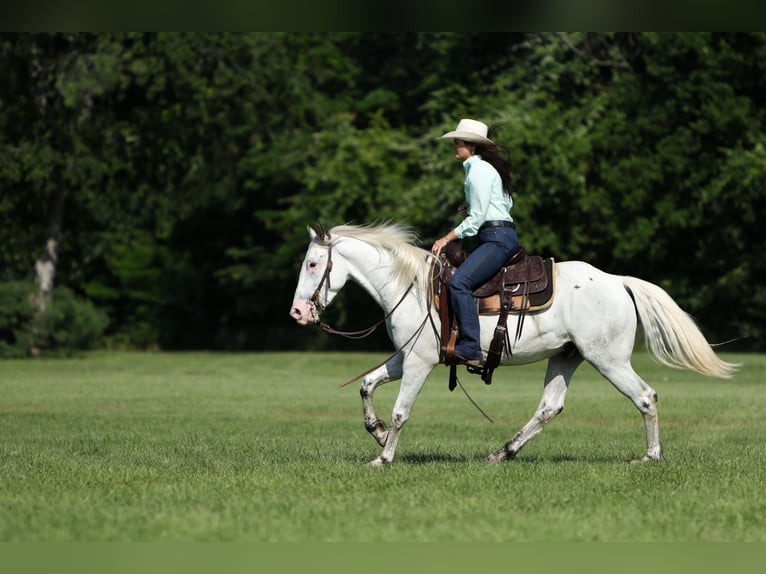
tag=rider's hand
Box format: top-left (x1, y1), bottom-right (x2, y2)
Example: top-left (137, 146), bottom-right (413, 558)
top-left (431, 238), bottom-right (449, 255)
top-left (431, 230), bottom-right (457, 255)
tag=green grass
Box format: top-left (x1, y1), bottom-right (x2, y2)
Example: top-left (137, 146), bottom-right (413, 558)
top-left (0, 350), bottom-right (764, 541)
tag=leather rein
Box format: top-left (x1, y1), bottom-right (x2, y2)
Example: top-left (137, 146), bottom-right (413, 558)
top-left (308, 235), bottom-right (439, 386)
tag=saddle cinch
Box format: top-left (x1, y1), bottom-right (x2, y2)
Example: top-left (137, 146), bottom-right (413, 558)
top-left (436, 242), bottom-right (555, 388)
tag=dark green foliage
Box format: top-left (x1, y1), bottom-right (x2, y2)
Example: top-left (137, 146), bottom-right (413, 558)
top-left (0, 282), bottom-right (108, 357)
top-left (0, 282), bottom-right (37, 356)
top-left (0, 33), bottom-right (763, 351)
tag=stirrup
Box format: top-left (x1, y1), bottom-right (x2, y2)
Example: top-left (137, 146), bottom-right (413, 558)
top-left (453, 352), bottom-right (483, 367)
top-left (466, 363), bottom-right (485, 376)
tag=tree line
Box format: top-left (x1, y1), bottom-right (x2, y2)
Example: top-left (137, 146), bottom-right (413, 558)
top-left (0, 32), bottom-right (763, 355)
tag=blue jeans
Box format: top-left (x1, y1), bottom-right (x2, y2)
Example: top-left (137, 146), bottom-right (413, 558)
top-left (450, 226), bottom-right (519, 360)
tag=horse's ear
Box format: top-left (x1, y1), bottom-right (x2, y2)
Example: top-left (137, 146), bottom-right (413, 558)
top-left (307, 224), bottom-right (317, 240)
top-left (313, 223), bottom-right (326, 241)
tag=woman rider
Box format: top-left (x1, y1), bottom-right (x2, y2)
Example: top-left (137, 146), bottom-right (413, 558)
top-left (431, 119), bottom-right (519, 366)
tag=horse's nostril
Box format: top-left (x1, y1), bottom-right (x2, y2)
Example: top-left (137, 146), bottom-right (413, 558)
top-left (291, 307), bottom-right (302, 319)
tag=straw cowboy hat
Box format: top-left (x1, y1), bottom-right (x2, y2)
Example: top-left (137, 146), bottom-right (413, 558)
top-left (438, 118), bottom-right (495, 145)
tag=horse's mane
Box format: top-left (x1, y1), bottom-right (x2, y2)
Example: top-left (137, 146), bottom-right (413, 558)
top-left (325, 223), bottom-right (433, 293)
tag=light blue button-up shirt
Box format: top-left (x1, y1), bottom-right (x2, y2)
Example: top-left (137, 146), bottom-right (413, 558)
top-left (454, 155), bottom-right (513, 239)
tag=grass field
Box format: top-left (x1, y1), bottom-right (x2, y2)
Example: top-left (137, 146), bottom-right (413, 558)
top-left (0, 350), bottom-right (764, 542)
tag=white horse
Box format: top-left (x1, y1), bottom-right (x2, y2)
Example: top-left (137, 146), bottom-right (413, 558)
top-left (289, 223), bottom-right (738, 466)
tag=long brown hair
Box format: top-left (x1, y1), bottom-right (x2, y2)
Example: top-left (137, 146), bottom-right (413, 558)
top-left (474, 123), bottom-right (513, 198)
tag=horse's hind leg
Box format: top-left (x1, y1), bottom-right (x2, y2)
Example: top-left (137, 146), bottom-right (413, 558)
top-left (487, 351), bottom-right (582, 464)
top-left (360, 353), bottom-right (403, 447)
top-left (594, 362), bottom-right (662, 463)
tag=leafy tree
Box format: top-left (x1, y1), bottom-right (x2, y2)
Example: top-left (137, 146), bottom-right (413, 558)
top-left (0, 33), bottom-right (763, 352)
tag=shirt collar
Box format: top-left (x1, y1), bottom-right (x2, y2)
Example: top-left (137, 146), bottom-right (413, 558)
top-left (462, 154), bottom-right (482, 173)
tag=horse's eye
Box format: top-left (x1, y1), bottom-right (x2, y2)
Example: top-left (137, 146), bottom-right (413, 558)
top-left (308, 261), bottom-right (318, 269)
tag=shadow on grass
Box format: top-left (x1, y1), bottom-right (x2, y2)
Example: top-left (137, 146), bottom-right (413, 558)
top-left (374, 451), bottom-right (647, 465)
top-left (397, 452), bottom-right (472, 464)
top-left (514, 453), bottom-right (625, 464)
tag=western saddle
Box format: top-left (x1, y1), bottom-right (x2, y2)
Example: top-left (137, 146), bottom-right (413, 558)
top-left (436, 241), bottom-right (555, 389)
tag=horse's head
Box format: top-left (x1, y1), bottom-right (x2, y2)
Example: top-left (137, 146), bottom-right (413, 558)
top-left (289, 224), bottom-right (348, 325)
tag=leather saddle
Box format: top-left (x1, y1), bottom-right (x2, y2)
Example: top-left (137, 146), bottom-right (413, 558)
top-left (436, 241), bottom-right (555, 388)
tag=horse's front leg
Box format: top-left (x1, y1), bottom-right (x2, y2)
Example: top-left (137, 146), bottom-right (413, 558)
top-left (360, 354), bottom-right (403, 447)
top-left (369, 358), bottom-right (431, 466)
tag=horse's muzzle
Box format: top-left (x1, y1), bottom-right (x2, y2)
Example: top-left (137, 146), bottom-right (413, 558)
top-left (290, 299), bottom-right (319, 325)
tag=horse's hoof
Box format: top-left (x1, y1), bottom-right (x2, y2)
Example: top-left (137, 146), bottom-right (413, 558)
top-left (485, 451), bottom-right (504, 464)
top-left (630, 453), bottom-right (663, 464)
top-left (369, 457), bottom-right (388, 467)
top-left (374, 431), bottom-right (389, 447)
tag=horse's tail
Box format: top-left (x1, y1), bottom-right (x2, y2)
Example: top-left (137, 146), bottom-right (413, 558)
top-left (622, 276), bottom-right (739, 379)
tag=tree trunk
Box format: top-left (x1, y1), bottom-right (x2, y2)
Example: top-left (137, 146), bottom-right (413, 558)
top-left (33, 190), bottom-right (66, 311)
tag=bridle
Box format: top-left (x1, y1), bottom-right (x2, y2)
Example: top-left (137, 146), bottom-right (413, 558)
top-left (308, 238), bottom-right (333, 316)
top-left (308, 231), bottom-right (416, 339)
top-left (304, 223), bottom-right (438, 368)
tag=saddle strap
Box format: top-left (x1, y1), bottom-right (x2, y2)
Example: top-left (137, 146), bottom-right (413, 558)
top-left (514, 260), bottom-right (532, 343)
top-left (483, 317), bottom-right (507, 384)
top-left (439, 279), bottom-right (452, 363)
top-left (482, 272), bottom-right (513, 385)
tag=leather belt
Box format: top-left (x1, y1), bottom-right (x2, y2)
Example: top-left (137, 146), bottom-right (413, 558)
top-left (479, 220), bottom-right (516, 232)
